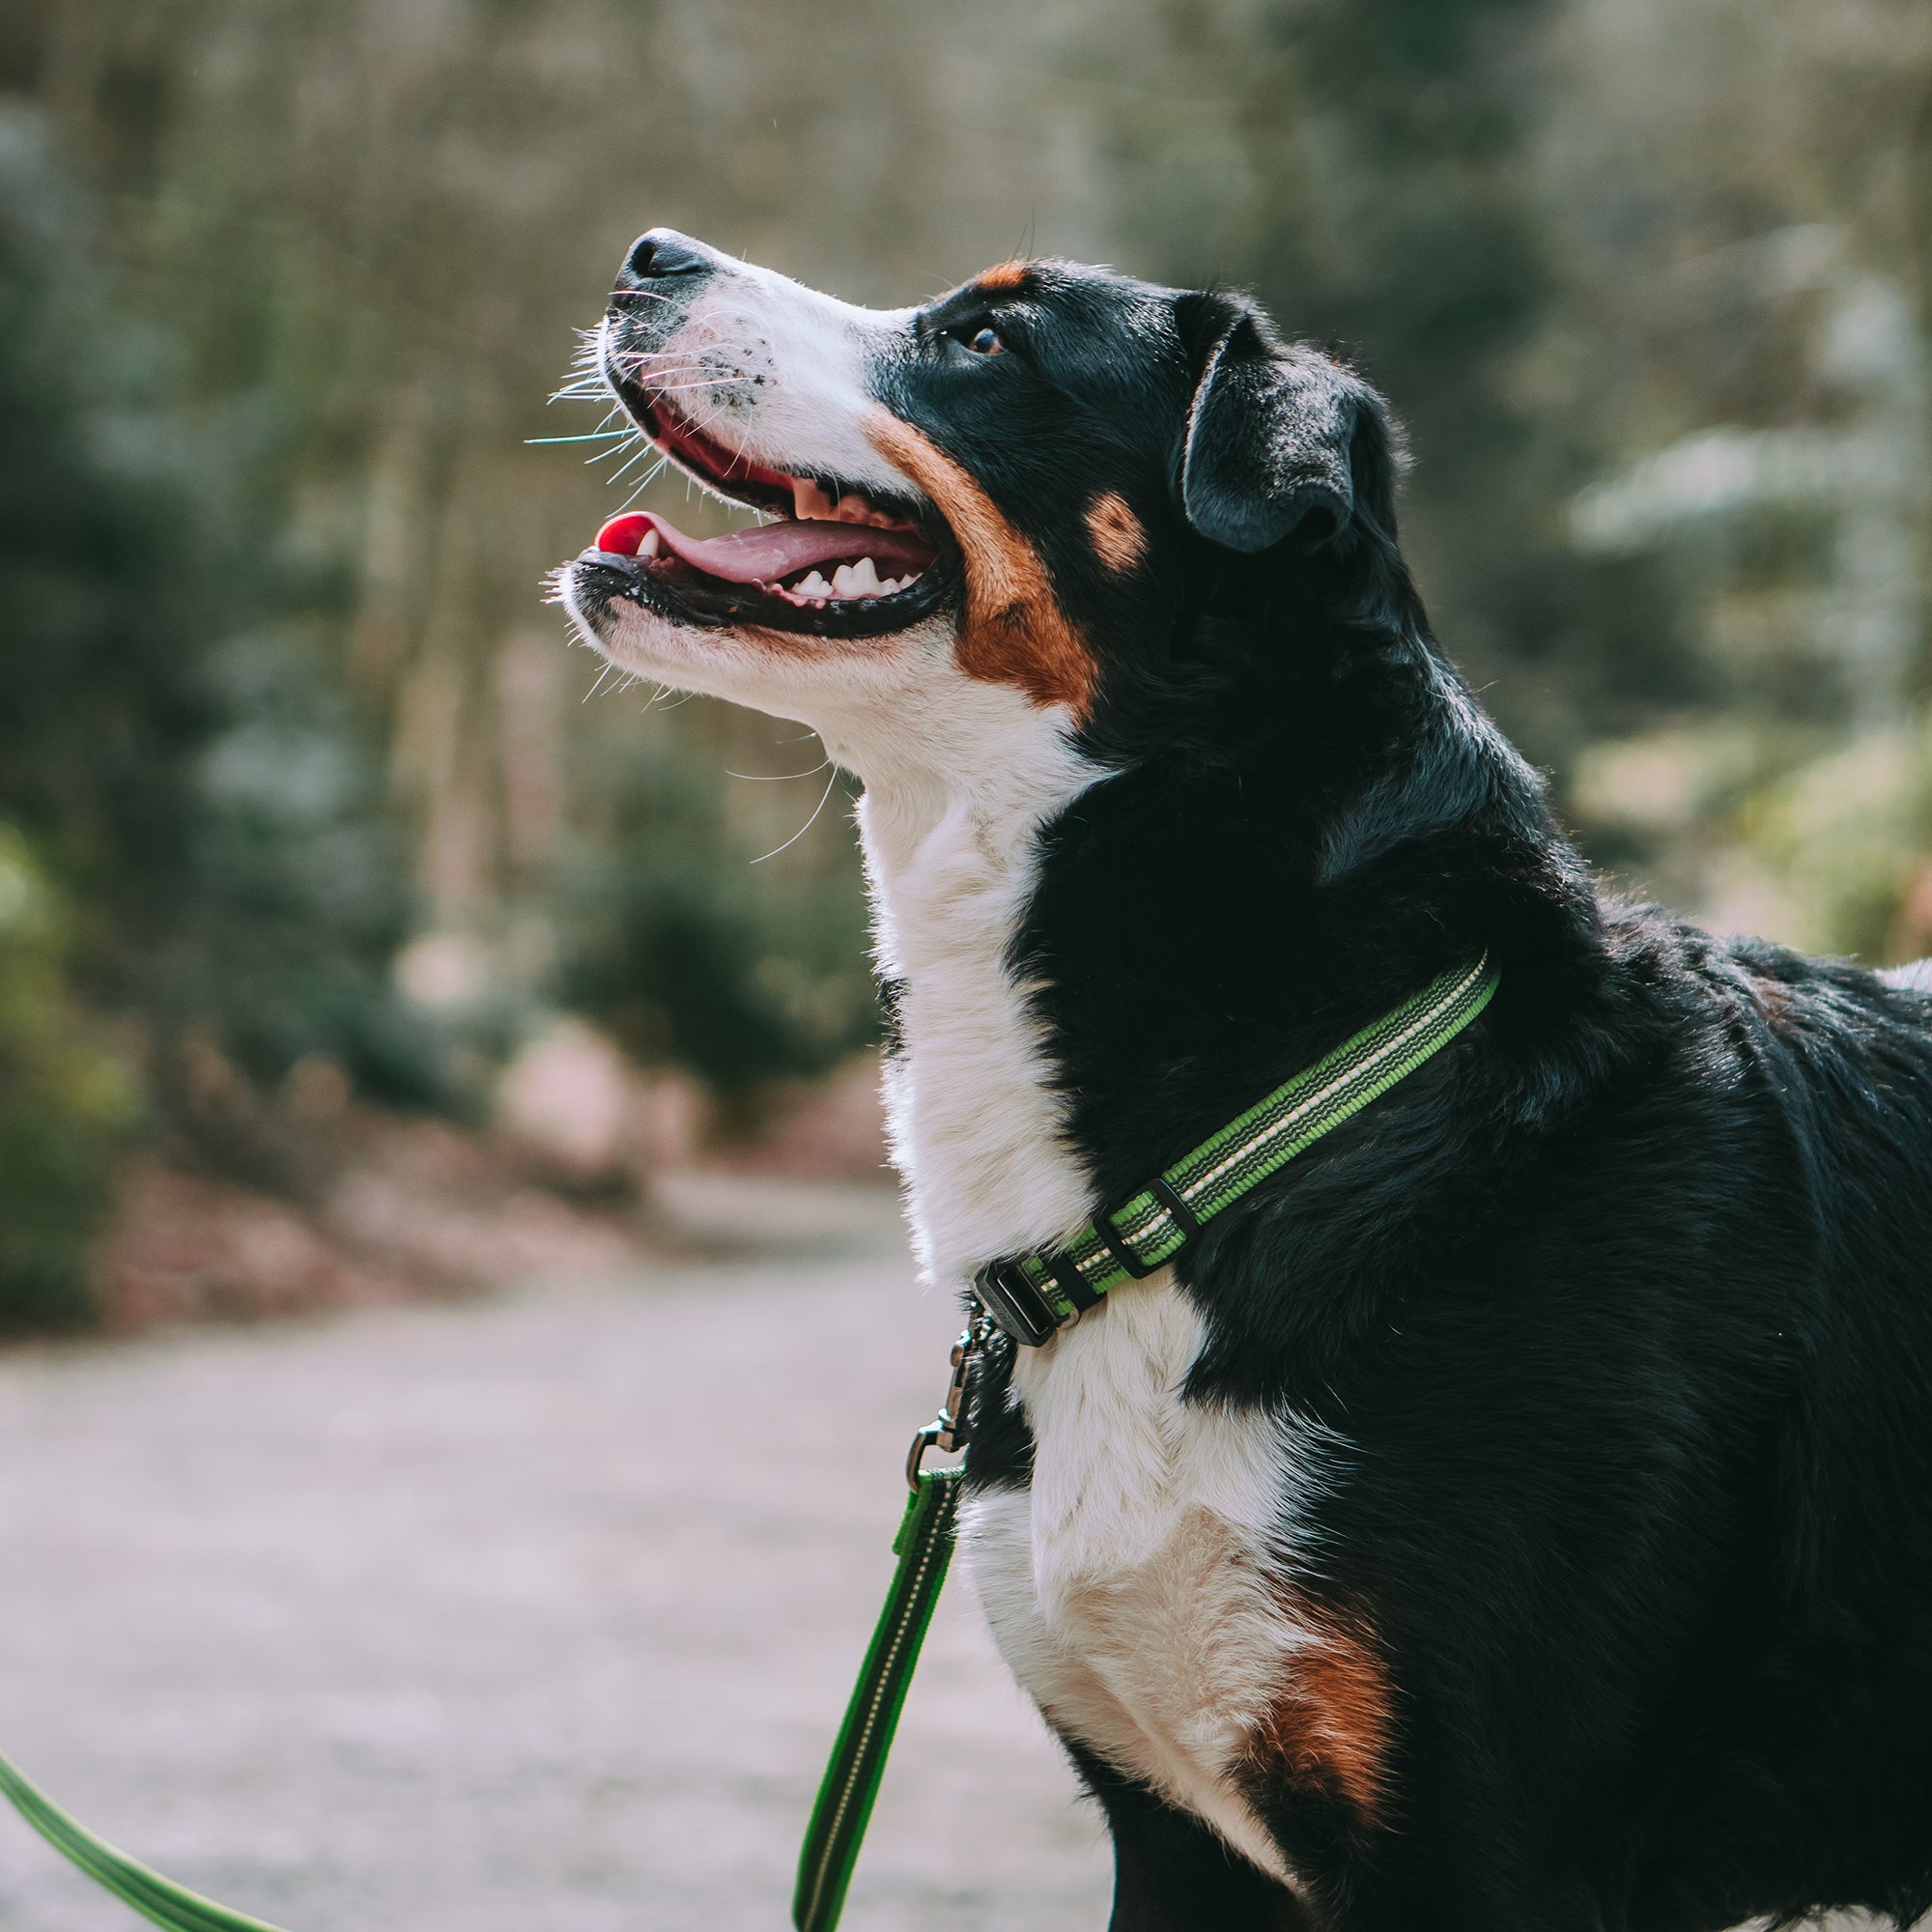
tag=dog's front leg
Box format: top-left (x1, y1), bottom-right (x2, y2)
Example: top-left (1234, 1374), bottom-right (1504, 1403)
top-left (1066, 1743), bottom-right (1317, 1932)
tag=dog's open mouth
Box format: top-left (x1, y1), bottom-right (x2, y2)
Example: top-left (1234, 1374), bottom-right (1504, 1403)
top-left (577, 390), bottom-right (952, 639)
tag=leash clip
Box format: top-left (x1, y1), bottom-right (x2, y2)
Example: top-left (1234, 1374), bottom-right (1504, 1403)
top-left (905, 1318), bottom-right (985, 1491)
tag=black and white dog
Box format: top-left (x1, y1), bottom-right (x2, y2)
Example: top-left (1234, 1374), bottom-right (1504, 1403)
top-left (560, 231), bottom-right (1932, 1932)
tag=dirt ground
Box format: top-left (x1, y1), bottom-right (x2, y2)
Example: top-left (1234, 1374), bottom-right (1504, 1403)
top-left (0, 1176), bottom-right (1110, 1931)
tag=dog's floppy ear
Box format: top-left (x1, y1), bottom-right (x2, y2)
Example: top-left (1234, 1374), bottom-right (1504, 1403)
top-left (1179, 297), bottom-right (1380, 554)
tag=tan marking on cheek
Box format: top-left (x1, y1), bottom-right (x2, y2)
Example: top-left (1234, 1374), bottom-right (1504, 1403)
top-left (1086, 493), bottom-right (1147, 574)
top-left (864, 409), bottom-right (1096, 718)
top-left (1241, 1595), bottom-right (1395, 1825)
top-left (974, 260), bottom-right (1031, 294)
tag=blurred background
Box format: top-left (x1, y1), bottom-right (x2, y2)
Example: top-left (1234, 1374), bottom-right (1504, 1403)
top-left (0, 0), bottom-right (1927, 1925)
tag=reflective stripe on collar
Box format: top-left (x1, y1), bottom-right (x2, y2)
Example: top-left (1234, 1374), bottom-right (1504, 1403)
top-left (975, 953), bottom-right (1499, 1347)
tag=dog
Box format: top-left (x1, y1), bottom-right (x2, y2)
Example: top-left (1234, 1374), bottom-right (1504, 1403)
top-left (559, 230), bottom-right (1932, 1932)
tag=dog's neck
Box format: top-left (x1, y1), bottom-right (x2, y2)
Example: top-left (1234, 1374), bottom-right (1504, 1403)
top-left (838, 682), bottom-right (1104, 1295)
top-left (832, 601), bottom-right (1591, 1300)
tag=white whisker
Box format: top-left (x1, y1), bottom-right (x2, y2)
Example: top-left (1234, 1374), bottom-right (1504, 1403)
top-left (605, 441), bottom-right (665, 487)
top-left (725, 759), bottom-right (833, 782)
top-left (608, 456), bottom-right (671, 512)
top-left (752, 769), bottom-right (840, 864)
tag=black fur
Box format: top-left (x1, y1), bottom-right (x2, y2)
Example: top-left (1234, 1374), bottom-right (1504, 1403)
top-left (877, 261), bottom-right (1932, 1930)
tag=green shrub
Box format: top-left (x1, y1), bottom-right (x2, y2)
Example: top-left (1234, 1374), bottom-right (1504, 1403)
top-left (554, 736), bottom-right (878, 1101)
top-left (0, 827), bottom-right (138, 1330)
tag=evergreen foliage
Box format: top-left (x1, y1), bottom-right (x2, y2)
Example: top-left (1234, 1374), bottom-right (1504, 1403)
top-left (0, 106), bottom-right (431, 1320)
top-left (0, 107), bottom-right (425, 1100)
top-left (556, 743), bottom-right (875, 1098)
top-left (0, 826), bottom-right (136, 1329)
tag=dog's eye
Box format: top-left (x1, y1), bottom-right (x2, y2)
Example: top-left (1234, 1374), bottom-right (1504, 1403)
top-left (960, 324), bottom-right (1004, 356)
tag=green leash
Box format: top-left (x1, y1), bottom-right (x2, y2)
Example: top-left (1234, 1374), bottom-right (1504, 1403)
top-left (0, 1750), bottom-right (291, 1932)
top-left (0, 957), bottom-right (1496, 1932)
top-left (791, 1467), bottom-right (962, 1932)
top-left (793, 952), bottom-right (1498, 1930)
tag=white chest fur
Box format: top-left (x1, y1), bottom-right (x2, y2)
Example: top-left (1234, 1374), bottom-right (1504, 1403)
top-left (962, 1282), bottom-right (1316, 1886)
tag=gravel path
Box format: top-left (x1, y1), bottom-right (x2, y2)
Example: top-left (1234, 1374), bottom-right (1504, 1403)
top-left (0, 1180), bottom-right (1111, 1931)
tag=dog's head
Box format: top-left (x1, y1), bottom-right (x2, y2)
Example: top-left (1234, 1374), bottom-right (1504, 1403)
top-left (561, 230), bottom-right (1406, 785)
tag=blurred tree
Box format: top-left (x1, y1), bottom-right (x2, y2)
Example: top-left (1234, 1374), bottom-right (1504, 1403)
top-left (555, 740), bottom-right (876, 1102)
top-left (0, 104), bottom-right (434, 1170)
top-left (1530, 0), bottom-right (1932, 953)
top-left (0, 105), bottom-right (215, 971)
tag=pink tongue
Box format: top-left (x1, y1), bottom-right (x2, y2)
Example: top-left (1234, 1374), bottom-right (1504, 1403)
top-left (594, 511), bottom-right (934, 584)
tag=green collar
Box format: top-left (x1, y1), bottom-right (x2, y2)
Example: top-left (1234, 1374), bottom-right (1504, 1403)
top-left (973, 952), bottom-right (1500, 1347)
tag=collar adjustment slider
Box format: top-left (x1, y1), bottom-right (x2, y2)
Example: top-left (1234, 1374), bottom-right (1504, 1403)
top-left (972, 1257), bottom-right (1062, 1349)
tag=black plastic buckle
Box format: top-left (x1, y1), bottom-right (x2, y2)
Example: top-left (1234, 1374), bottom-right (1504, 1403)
top-left (1095, 1215), bottom-right (1154, 1281)
top-left (1043, 1253), bottom-right (1101, 1314)
top-left (1096, 1178), bottom-right (1203, 1282)
top-left (1147, 1177), bottom-right (1204, 1244)
top-left (973, 1258), bottom-right (1065, 1349)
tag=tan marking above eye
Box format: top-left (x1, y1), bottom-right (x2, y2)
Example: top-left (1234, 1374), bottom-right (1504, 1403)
top-left (863, 408), bottom-right (1096, 719)
top-left (1240, 1591), bottom-right (1396, 1825)
top-left (1086, 493), bottom-right (1147, 574)
top-left (973, 260), bottom-right (1031, 294)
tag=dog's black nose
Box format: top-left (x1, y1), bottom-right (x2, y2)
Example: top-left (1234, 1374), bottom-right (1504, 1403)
top-left (621, 229), bottom-right (713, 283)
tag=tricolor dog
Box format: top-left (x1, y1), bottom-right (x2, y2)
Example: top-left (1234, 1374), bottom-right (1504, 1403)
top-left (559, 230), bottom-right (1932, 1931)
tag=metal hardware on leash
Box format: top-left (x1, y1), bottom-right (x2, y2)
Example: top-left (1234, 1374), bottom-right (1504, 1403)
top-left (905, 1306), bottom-right (990, 1491)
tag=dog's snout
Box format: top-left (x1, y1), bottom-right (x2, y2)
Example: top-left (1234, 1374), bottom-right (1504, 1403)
top-left (619, 229), bottom-right (714, 287)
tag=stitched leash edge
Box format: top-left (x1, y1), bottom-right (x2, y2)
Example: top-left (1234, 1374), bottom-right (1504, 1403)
top-left (792, 1467), bottom-right (961, 1932)
top-left (0, 1750), bottom-right (295, 1932)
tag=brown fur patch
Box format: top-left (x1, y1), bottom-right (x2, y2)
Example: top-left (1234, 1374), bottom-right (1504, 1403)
top-left (1241, 1596), bottom-right (1395, 1825)
top-left (864, 409), bottom-right (1097, 717)
top-left (1086, 492), bottom-right (1147, 574)
top-left (973, 260), bottom-right (1033, 294)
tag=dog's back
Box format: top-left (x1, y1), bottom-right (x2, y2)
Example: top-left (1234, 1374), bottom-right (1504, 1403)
top-left (1427, 921), bottom-right (1932, 1928)
top-left (1619, 936), bottom-right (1932, 1928)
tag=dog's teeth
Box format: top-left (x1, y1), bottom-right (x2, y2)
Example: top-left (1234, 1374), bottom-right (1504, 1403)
top-left (848, 557), bottom-right (884, 597)
top-left (639, 527), bottom-right (660, 558)
top-left (830, 563), bottom-right (860, 598)
top-left (794, 569), bottom-right (833, 597)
